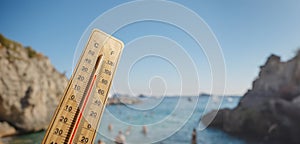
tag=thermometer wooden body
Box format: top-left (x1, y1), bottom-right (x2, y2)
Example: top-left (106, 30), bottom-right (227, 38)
top-left (42, 29), bottom-right (124, 144)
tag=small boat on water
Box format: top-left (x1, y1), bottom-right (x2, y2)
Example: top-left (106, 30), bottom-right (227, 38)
top-left (227, 97), bottom-right (233, 102)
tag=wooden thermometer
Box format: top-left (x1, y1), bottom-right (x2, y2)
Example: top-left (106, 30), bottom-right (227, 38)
top-left (42, 29), bottom-right (124, 144)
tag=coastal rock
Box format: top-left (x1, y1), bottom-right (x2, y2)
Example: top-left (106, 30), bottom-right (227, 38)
top-left (203, 51), bottom-right (300, 143)
top-left (0, 34), bottom-right (67, 137)
top-left (0, 122), bottom-right (16, 137)
top-left (108, 94), bottom-right (141, 105)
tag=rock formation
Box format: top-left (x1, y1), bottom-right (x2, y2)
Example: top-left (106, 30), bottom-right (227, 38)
top-left (203, 51), bottom-right (300, 144)
top-left (0, 34), bottom-right (67, 137)
top-left (108, 94), bottom-right (141, 105)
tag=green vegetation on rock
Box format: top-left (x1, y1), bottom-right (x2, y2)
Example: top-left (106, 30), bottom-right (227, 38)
top-left (25, 46), bottom-right (38, 58)
top-left (0, 34), bottom-right (21, 50)
top-left (0, 34), bottom-right (43, 59)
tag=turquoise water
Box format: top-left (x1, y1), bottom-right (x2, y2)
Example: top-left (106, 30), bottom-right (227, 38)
top-left (2, 96), bottom-right (249, 144)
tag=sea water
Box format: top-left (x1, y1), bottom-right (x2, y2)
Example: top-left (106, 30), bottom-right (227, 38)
top-left (3, 96), bottom-right (248, 144)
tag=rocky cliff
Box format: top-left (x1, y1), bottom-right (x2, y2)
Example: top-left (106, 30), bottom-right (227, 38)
top-left (203, 51), bottom-right (300, 144)
top-left (0, 34), bottom-right (67, 137)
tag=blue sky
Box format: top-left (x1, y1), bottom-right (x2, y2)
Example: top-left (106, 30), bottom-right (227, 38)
top-left (1, 0), bottom-right (300, 96)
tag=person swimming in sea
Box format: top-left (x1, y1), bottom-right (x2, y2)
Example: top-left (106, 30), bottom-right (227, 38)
top-left (125, 126), bottom-right (131, 136)
top-left (191, 128), bottom-right (197, 144)
top-left (115, 131), bottom-right (126, 144)
top-left (97, 139), bottom-right (105, 144)
top-left (142, 125), bottom-right (148, 135)
top-left (108, 123), bottom-right (113, 132)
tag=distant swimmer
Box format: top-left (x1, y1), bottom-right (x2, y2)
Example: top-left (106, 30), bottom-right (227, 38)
top-left (125, 126), bottom-right (131, 136)
top-left (108, 123), bottom-right (113, 132)
top-left (97, 139), bottom-right (106, 144)
top-left (115, 131), bottom-right (126, 144)
top-left (142, 125), bottom-right (148, 135)
top-left (191, 128), bottom-right (197, 144)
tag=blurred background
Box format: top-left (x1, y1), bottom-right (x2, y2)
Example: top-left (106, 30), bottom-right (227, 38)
top-left (0, 0), bottom-right (300, 144)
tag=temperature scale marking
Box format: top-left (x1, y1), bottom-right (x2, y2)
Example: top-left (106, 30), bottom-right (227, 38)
top-left (42, 29), bottom-right (124, 144)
